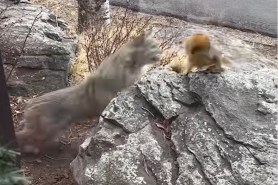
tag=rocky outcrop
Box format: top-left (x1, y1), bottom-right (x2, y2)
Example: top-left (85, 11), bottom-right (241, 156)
top-left (70, 29), bottom-right (278, 185)
top-left (0, 0), bottom-right (76, 96)
top-left (110, 0), bottom-right (277, 37)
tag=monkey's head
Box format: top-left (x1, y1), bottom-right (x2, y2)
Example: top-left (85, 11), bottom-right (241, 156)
top-left (184, 33), bottom-right (211, 55)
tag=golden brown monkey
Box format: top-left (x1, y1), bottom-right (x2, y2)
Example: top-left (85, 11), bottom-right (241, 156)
top-left (169, 33), bottom-right (230, 75)
top-left (16, 30), bottom-right (161, 154)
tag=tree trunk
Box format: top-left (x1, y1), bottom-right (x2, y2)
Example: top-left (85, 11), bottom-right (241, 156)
top-left (0, 51), bottom-right (21, 168)
top-left (77, 0), bottom-right (111, 33)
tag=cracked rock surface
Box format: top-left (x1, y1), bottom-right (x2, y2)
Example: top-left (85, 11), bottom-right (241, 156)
top-left (0, 0), bottom-right (76, 96)
top-left (71, 31), bottom-right (278, 185)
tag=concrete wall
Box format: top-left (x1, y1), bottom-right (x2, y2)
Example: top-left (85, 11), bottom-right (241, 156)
top-left (110, 0), bottom-right (277, 37)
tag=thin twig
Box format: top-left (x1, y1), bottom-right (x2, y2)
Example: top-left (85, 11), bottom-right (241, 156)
top-left (6, 7), bottom-right (43, 81)
top-left (243, 40), bottom-right (277, 47)
top-left (59, 140), bottom-right (71, 145)
top-left (67, 128), bottom-right (72, 139)
top-left (140, 151), bottom-right (150, 176)
top-left (141, 107), bottom-right (155, 117)
top-left (44, 154), bottom-right (69, 161)
top-left (82, 7), bottom-right (151, 71)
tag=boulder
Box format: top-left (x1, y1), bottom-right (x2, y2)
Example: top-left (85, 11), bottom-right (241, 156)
top-left (71, 29), bottom-right (278, 185)
top-left (0, 0), bottom-right (76, 96)
top-left (110, 0), bottom-right (277, 37)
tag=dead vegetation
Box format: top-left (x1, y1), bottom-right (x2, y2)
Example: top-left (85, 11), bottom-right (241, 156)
top-left (71, 8), bottom-right (154, 81)
top-left (70, 7), bottom-right (181, 82)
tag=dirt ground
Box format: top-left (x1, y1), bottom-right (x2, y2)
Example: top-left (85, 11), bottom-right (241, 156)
top-left (20, 123), bottom-right (89, 185)
top-left (10, 96), bottom-right (97, 185)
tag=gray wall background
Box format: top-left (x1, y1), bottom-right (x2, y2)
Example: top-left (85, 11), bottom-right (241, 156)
top-left (110, 0), bottom-right (277, 37)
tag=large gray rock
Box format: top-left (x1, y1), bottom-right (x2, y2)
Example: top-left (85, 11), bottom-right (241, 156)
top-left (0, 0), bottom-right (76, 96)
top-left (110, 0), bottom-right (277, 37)
top-left (70, 29), bottom-right (278, 185)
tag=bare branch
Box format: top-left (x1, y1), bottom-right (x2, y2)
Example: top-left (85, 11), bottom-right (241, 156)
top-left (6, 7), bottom-right (43, 81)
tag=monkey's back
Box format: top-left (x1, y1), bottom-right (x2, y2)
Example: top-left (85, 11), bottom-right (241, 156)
top-left (23, 81), bottom-right (97, 126)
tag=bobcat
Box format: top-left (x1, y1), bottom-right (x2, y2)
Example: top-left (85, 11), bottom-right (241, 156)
top-left (16, 31), bottom-right (161, 154)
